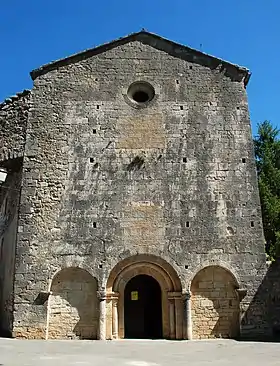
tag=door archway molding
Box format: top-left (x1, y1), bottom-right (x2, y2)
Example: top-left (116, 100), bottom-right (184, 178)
top-left (106, 254), bottom-right (183, 339)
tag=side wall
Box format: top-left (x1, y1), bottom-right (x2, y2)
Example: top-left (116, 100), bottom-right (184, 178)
top-left (0, 161), bottom-right (22, 335)
top-left (0, 91), bottom-right (30, 161)
top-left (241, 259), bottom-right (280, 340)
top-left (0, 90), bottom-right (29, 335)
top-left (13, 39), bottom-right (266, 338)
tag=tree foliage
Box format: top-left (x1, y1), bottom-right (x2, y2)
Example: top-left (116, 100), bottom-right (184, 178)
top-left (254, 121), bottom-right (280, 259)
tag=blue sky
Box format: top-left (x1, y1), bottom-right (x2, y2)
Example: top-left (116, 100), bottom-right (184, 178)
top-left (1, 1), bottom-right (279, 135)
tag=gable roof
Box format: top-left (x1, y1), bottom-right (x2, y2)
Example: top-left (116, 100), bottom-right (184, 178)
top-left (30, 31), bottom-right (251, 86)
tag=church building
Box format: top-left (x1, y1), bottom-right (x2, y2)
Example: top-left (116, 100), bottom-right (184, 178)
top-left (0, 31), bottom-right (267, 340)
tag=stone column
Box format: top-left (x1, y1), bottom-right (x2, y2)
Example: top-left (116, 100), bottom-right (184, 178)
top-left (112, 296), bottom-right (119, 339)
top-left (235, 288), bottom-right (247, 338)
top-left (98, 290), bottom-right (107, 340)
top-left (175, 296), bottom-right (183, 339)
top-left (169, 298), bottom-right (175, 339)
top-left (184, 291), bottom-right (192, 340)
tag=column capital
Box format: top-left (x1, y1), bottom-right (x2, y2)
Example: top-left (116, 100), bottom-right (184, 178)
top-left (182, 291), bottom-right (191, 301)
top-left (97, 290), bottom-right (107, 300)
top-left (235, 288), bottom-right (247, 301)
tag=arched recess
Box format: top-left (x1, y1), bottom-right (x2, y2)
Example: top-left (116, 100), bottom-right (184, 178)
top-left (106, 254), bottom-right (183, 339)
top-left (190, 265), bottom-right (240, 339)
top-left (48, 267), bottom-right (99, 340)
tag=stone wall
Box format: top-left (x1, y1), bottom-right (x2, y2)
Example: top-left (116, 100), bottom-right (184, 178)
top-left (191, 265), bottom-right (239, 339)
top-left (0, 88), bottom-right (29, 336)
top-left (0, 159), bottom-right (22, 335)
top-left (48, 268), bottom-right (98, 339)
top-left (0, 90), bottom-right (30, 162)
top-left (241, 260), bottom-right (280, 340)
top-left (12, 35), bottom-right (267, 339)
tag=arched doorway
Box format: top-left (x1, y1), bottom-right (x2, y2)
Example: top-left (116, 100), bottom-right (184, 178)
top-left (48, 267), bottom-right (99, 340)
top-left (124, 274), bottom-right (163, 339)
top-left (106, 254), bottom-right (183, 340)
top-left (191, 265), bottom-right (240, 339)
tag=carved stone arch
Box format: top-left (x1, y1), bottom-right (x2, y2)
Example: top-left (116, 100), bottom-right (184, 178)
top-left (47, 267), bottom-right (99, 340)
top-left (105, 254), bottom-right (183, 340)
top-left (107, 254), bottom-right (182, 292)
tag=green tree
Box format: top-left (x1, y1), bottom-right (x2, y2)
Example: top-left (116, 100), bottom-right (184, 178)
top-left (254, 121), bottom-right (280, 259)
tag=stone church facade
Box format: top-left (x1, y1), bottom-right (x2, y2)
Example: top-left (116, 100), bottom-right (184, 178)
top-left (0, 31), bottom-right (269, 340)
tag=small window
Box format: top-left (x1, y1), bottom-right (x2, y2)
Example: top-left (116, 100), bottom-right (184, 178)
top-left (251, 221), bottom-right (255, 228)
top-left (183, 157), bottom-right (187, 163)
top-left (133, 91), bottom-right (149, 103)
top-left (93, 129), bottom-right (97, 134)
top-left (90, 158), bottom-right (94, 163)
top-left (127, 81), bottom-right (155, 105)
top-left (93, 222), bottom-right (97, 228)
top-left (242, 158), bottom-right (246, 163)
top-left (185, 221), bottom-right (190, 228)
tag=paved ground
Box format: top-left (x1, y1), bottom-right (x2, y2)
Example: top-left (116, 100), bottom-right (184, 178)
top-left (0, 338), bottom-right (280, 366)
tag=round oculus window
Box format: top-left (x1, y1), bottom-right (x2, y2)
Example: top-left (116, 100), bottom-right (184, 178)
top-left (127, 81), bottom-right (155, 105)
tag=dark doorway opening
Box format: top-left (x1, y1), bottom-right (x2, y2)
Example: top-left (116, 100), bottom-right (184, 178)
top-left (124, 274), bottom-right (163, 339)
